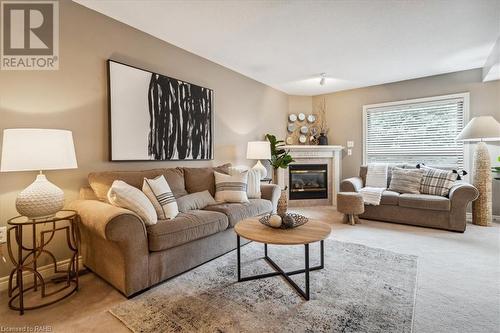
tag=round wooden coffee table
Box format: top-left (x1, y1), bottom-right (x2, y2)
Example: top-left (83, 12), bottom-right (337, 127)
top-left (234, 217), bottom-right (331, 300)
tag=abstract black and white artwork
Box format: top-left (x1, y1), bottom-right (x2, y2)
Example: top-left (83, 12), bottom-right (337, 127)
top-left (108, 60), bottom-right (213, 161)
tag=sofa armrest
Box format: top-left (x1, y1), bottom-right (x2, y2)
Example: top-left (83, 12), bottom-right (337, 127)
top-left (67, 199), bottom-right (149, 296)
top-left (340, 177), bottom-right (364, 192)
top-left (260, 184), bottom-right (281, 213)
top-left (448, 182), bottom-right (479, 206)
top-left (67, 199), bottom-right (147, 242)
top-left (448, 182), bottom-right (479, 232)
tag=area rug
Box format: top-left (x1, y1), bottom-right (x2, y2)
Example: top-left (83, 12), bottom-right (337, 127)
top-left (110, 240), bottom-right (418, 333)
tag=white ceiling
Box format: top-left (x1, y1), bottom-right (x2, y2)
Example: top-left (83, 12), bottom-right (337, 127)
top-left (75, 0), bottom-right (500, 96)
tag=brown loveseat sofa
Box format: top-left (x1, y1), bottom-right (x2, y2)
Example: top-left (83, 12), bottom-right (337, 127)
top-left (340, 165), bottom-right (479, 232)
top-left (69, 166), bottom-right (280, 297)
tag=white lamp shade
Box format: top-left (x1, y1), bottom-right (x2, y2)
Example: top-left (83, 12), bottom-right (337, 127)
top-left (456, 116), bottom-right (500, 141)
top-left (1, 129), bottom-right (78, 172)
top-left (246, 141), bottom-right (271, 160)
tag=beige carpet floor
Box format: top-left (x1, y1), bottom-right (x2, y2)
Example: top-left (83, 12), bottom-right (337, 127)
top-left (1, 207), bottom-right (499, 333)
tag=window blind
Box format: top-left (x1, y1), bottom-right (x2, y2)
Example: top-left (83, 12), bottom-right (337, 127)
top-left (364, 95), bottom-right (466, 168)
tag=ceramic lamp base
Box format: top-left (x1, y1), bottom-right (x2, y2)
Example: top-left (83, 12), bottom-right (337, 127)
top-left (252, 160), bottom-right (267, 179)
top-left (16, 174), bottom-right (64, 219)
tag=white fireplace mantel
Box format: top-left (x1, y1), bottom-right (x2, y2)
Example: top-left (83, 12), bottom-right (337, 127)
top-left (283, 145), bottom-right (344, 206)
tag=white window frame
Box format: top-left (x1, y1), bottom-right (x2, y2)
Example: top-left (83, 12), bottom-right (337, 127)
top-left (362, 92), bottom-right (470, 172)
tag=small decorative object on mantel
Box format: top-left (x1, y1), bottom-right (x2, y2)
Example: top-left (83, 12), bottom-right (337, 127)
top-left (316, 97), bottom-right (330, 145)
top-left (259, 212), bottom-right (309, 229)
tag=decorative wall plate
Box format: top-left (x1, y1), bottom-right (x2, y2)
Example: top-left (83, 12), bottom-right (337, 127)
top-left (286, 136), bottom-right (294, 145)
top-left (299, 135), bottom-right (307, 143)
top-left (307, 114), bottom-right (316, 123)
top-left (287, 123), bottom-right (296, 132)
top-left (288, 114), bottom-right (297, 122)
top-left (298, 113), bottom-right (306, 121)
top-left (310, 126), bottom-right (319, 136)
top-left (300, 126), bottom-right (308, 134)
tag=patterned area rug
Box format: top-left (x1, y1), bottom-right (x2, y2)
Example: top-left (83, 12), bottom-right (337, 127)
top-left (110, 240), bottom-right (418, 333)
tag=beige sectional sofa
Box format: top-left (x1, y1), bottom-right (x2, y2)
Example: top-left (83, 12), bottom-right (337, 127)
top-left (340, 165), bottom-right (479, 232)
top-left (69, 166), bottom-right (280, 297)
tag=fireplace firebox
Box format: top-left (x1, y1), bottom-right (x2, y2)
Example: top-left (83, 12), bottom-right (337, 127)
top-left (289, 164), bottom-right (328, 200)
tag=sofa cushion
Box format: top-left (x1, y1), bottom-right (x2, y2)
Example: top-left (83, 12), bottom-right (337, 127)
top-left (389, 168), bottom-right (425, 194)
top-left (88, 168), bottom-right (187, 202)
top-left (380, 190), bottom-right (400, 205)
top-left (183, 164), bottom-right (231, 196)
top-left (204, 199), bottom-right (272, 227)
top-left (399, 193), bottom-right (450, 211)
top-left (360, 164), bottom-right (407, 187)
top-left (147, 210), bottom-right (229, 252)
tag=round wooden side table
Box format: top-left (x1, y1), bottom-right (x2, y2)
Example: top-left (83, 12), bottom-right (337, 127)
top-left (7, 210), bottom-right (80, 315)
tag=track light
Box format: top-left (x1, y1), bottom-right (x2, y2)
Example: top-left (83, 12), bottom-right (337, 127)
top-left (320, 73), bottom-right (326, 86)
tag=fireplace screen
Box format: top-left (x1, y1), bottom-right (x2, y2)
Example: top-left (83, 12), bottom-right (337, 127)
top-left (289, 164), bottom-right (328, 200)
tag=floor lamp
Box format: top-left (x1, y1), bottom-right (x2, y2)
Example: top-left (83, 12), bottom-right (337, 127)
top-left (456, 116), bottom-right (500, 226)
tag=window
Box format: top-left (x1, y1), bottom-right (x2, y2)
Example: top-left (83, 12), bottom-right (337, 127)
top-left (363, 93), bottom-right (469, 169)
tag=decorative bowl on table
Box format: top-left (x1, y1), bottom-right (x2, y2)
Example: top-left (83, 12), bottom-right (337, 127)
top-left (259, 213), bottom-right (309, 229)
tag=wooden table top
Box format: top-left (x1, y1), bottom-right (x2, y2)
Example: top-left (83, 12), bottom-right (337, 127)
top-left (234, 217), bottom-right (332, 245)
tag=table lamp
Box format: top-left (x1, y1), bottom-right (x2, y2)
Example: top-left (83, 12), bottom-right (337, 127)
top-left (246, 141), bottom-right (271, 179)
top-left (0, 129), bottom-right (78, 219)
top-left (456, 116), bottom-right (500, 226)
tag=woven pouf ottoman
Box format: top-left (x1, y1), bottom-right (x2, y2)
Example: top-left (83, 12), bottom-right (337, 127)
top-left (337, 192), bottom-right (364, 225)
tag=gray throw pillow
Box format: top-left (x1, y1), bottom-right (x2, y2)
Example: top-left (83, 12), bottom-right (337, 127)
top-left (176, 190), bottom-right (217, 213)
top-left (388, 167), bottom-right (425, 194)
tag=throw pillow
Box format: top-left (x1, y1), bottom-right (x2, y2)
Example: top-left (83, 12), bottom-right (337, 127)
top-left (142, 175), bottom-right (179, 220)
top-left (365, 163), bottom-right (388, 188)
top-left (183, 164), bottom-right (231, 196)
top-left (388, 167), bottom-right (425, 194)
top-left (107, 180), bottom-right (157, 225)
top-left (246, 168), bottom-right (262, 199)
top-left (176, 190), bottom-right (217, 213)
top-left (214, 170), bottom-right (249, 203)
top-left (418, 165), bottom-right (458, 196)
top-left (229, 166), bottom-right (261, 199)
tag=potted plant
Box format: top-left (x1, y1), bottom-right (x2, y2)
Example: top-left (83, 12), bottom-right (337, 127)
top-left (265, 134), bottom-right (294, 215)
top-left (265, 134), bottom-right (294, 184)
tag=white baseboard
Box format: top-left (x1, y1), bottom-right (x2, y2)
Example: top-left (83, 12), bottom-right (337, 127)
top-left (466, 213), bottom-right (500, 223)
top-left (0, 256), bottom-right (83, 292)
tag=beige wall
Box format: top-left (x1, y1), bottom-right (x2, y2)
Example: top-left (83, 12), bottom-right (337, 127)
top-left (0, 1), bottom-right (288, 279)
top-left (288, 95), bottom-right (313, 115)
top-left (312, 68), bottom-right (500, 214)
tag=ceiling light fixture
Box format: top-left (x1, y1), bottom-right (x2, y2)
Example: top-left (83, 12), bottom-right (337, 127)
top-left (320, 73), bottom-right (326, 86)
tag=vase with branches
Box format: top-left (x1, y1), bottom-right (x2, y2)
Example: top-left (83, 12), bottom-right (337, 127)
top-left (265, 134), bottom-right (294, 184)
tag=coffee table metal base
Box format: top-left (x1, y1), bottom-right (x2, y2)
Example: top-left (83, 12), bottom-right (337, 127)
top-left (236, 236), bottom-right (324, 301)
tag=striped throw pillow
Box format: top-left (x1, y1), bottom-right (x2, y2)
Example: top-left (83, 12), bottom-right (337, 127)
top-left (388, 167), bottom-right (425, 194)
top-left (142, 175), bottom-right (179, 220)
top-left (419, 166), bottom-right (458, 197)
top-left (214, 170), bottom-right (249, 203)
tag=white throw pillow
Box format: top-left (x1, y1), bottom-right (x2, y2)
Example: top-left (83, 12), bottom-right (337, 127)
top-left (142, 175), bottom-right (179, 220)
top-left (365, 163), bottom-right (388, 188)
top-left (246, 168), bottom-right (262, 199)
top-left (107, 180), bottom-right (157, 226)
top-left (214, 170), bottom-right (249, 203)
top-left (229, 167), bottom-right (261, 199)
